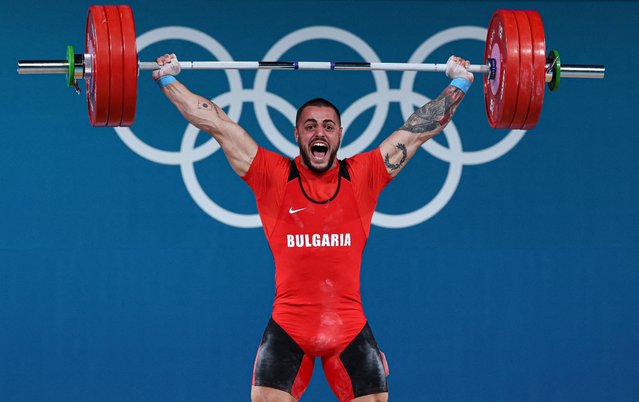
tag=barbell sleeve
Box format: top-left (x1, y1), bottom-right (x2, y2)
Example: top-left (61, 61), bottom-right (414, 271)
top-left (17, 60), bottom-right (70, 74)
top-left (555, 65), bottom-right (605, 79)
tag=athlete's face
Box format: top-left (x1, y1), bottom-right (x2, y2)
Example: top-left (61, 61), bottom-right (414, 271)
top-left (294, 106), bottom-right (343, 173)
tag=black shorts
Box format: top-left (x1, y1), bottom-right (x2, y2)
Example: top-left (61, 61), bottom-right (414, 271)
top-left (252, 318), bottom-right (389, 401)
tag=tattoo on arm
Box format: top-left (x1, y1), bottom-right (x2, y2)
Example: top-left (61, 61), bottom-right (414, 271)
top-left (213, 104), bottom-right (222, 118)
top-left (198, 100), bottom-right (222, 118)
top-left (399, 86), bottom-right (465, 134)
top-left (384, 143), bottom-right (407, 171)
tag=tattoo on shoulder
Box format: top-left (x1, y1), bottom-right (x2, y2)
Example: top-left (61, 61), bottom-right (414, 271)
top-left (384, 143), bottom-right (407, 171)
top-left (399, 86), bottom-right (465, 134)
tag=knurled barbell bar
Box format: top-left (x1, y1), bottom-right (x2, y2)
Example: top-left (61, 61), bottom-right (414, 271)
top-left (16, 5), bottom-right (605, 129)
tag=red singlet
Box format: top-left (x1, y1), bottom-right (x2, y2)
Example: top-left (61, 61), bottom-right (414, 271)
top-left (243, 146), bottom-right (391, 355)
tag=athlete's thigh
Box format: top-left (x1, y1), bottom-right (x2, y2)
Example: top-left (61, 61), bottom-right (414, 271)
top-left (253, 318), bottom-right (315, 400)
top-left (251, 385), bottom-right (298, 402)
top-left (322, 322), bottom-right (389, 402)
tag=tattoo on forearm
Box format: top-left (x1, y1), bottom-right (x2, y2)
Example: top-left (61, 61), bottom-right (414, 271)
top-left (399, 86), bottom-right (465, 134)
top-left (384, 143), bottom-right (407, 171)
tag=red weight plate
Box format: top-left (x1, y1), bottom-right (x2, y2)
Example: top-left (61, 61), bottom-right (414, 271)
top-left (523, 10), bottom-right (546, 129)
top-left (104, 6), bottom-right (124, 127)
top-left (85, 5), bottom-right (110, 127)
top-left (118, 5), bottom-right (138, 127)
top-left (510, 11), bottom-right (533, 129)
top-left (484, 10), bottom-right (520, 129)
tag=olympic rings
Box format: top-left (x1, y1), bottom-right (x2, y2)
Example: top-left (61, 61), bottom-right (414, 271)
top-left (114, 25), bottom-right (527, 229)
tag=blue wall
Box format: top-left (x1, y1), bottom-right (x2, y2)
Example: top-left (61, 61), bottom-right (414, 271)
top-left (2, 1), bottom-right (638, 401)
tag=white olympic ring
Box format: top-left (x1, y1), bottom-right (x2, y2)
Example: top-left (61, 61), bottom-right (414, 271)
top-left (114, 25), bottom-right (527, 229)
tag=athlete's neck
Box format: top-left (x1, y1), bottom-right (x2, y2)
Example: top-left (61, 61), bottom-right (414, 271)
top-left (295, 157), bottom-right (341, 202)
top-left (297, 157), bottom-right (339, 177)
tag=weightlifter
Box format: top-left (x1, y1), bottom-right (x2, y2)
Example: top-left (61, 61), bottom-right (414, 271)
top-left (153, 53), bottom-right (473, 402)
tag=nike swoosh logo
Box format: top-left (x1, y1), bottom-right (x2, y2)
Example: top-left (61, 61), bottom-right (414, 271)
top-left (289, 207), bottom-right (306, 214)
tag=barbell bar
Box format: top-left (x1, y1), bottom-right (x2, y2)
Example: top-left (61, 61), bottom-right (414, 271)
top-left (16, 5), bottom-right (605, 129)
top-left (17, 59), bottom-right (604, 81)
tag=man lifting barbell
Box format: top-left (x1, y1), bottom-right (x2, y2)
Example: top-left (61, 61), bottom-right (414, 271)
top-left (14, 5), bottom-right (606, 401)
top-left (152, 52), bottom-right (473, 402)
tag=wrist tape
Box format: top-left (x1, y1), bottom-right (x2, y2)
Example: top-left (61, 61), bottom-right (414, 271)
top-left (450, 78), bottom-right (471, 94)
top-left (155, 75), bottom-right (177, 88)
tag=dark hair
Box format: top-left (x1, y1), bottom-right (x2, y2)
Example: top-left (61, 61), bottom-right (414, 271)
top-left (295, 98), bottom-right (341, 126)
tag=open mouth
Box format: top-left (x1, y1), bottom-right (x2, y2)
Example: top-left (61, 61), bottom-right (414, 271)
top-left (311, 141), bottom-right (328, 161)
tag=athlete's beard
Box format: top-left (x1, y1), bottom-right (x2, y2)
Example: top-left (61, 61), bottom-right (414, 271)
top-left (299, 144), bottom-right (339, 174)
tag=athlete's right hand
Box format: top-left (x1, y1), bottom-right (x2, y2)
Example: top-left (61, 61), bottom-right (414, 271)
top-left (152, 53), bottom-right (181, 80)
top-left (445, 55), bottom-right (473, 83)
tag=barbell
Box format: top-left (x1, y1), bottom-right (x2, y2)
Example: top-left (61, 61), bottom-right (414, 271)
top-left (17, 5), bottom-right (605, 129)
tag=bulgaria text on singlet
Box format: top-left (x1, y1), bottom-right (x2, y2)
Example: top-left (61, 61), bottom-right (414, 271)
top-left (242, 146), bottom-right (391, 355)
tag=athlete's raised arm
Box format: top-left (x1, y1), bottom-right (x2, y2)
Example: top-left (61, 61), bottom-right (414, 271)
top-left (153, 54), bottom-right (258, 177)
top-left (379, 55), bottom-right (473, 178)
